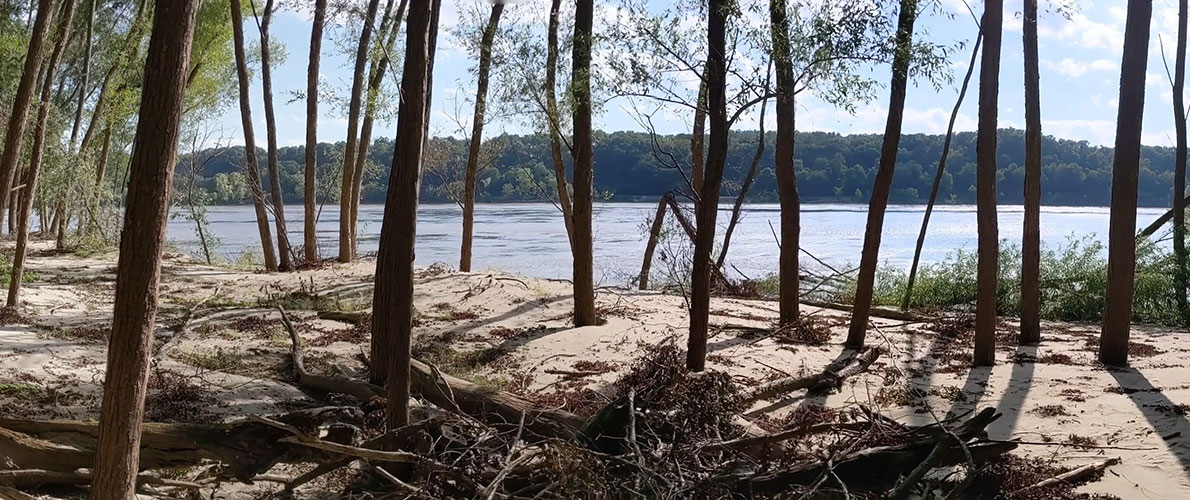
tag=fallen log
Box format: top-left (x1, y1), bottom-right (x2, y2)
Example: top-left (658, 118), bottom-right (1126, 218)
top-left (0, 406), bottom-right (362, 480)
top-left (0, 470), bottom-right (200, 490)
top-left (800, 299), bottom-right (929, 322)
top-left (317, 310), bottom-right (370, 323)
top-left (1013, 457), bottom-right (1121, 493)
top-left (742, 346), bottom-right (883, 404)
top-left (280, 306), bottom-right (384, 400)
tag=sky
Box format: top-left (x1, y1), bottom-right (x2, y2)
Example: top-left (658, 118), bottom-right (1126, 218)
top-left (209, 0), bottom-right (1189, 150)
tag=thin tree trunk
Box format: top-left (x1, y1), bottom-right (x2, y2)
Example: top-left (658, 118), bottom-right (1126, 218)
top-left (639, 195), bottom-right (668, 290)
top-left (339, 0), bottom-right (384, 263)
top-left (69, 0), bottom-right (94, 147)
top-left (571, 0), bottom-right (597, 328)
top-left (688, 0), bottom-right (729, 371)
top-left (845, 0), bottom-right (919, 348)
top-left (1020, 0), bottom-right (1043, 344)
top-left (691, 81), bottom-right (707, 204)
top-left (9, 0), bottom-right (78, 308)
top-left (545, 0), bottom-right (575, 251)
top-left (460, 2), bottom-right (505, 272)
top-left (973, 0), bottom-right (1003, 366)
top-left (1173, 0), bottom-right (1189, 322)
top-left (351, 0), bottom-right (408, 258)
top-left (373, 0), bottom-right (441, 427)
top-left (1137, 195), bottom-right (1190, 238)
top-left (91, 1), bottom-right (198, 495)
top-left (0, 0), bottom-right (55, 230)
top-left (256, 0), bottom-right (293, 271)
top-left (1101, 0), bottom-right (1153, 366)
top-left (903, 33), bottom-right (982, 311)
top-left (77, 0), bottom-right (148, 157)
top-left (304, 0), bottom-right (327, 264)
top-left (230, 0), bottom-right (277, 271)
top-left (716, 102), bottom-right (767, 270)
top-left (769, 0), bottom-right (799, 325)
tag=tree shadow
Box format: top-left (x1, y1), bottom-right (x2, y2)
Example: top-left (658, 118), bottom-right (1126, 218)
top-left (989, 345), bottom-right (1036, 437)
top-left (1108, 366), bottom-right (1190, 481)
top-left (943, 365), bottom-right (993, 421)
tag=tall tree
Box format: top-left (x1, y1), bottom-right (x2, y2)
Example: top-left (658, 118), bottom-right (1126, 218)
top-left (0, 0), bottom-right (55, 228)
top-left (459, 1), bottom-right (506, 272)
top-left (1020, 0), bottom-right (1042, 344)
top-left (9, 0), bottom-right (78, 308)
top-left (373, 0), bottom-right (442, 425)
top-left (230, 0), bottom-right (278, 271)
top-left (974, 0), bottom-right (1004, 366)
top-left (304, 0), bottom-right (327, 264)
top-left (545, 0), bottom-right (574, 248)
top-left (903, 32), bottom-right (981, 310)
top-left (1173, 0), bottom-right (1189, 322)
top-left (255, 0), bottom-right (293, 271)
top-left (338, 0), bottom-right (383, 263)
top-left (91, 0), bottom-right (198, 494)
top-left (687, 0), bottom-right (728, 371)
top-left (69, 0), bottom-right (95, 146)
top-left (1101, 0), bottom-right (1153, 366)
top-left (769, 0), bottom-right (799, 325)
top-left (572, 0), bottom-right (597, 328)
top-left (845, 0), bottom-right (919, 347)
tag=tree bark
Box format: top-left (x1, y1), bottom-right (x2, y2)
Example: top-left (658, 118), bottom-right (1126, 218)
top-left (638, 196), bottom-right (668, 289)
top-left (8, 0), bottom-right (78, 308)
top-left (691, 81), bottom-right (707, 204)
top-left (903, 34), bottom-right (981, 311)
top-left (91, 0), bottom-right (198, 495)
top-left (78, 0), bottom-right (149, 158)
top-left (545, 0), bottom-right (575, 251)
top-left (257, 0), bottom-right (293, 271)
top-left (571, 0), bottom-right (597, 328)
top-left (304, 0), bottom-right (327, 264)
top-left (1101, 0), bottom-right (1153, 366)
top-left (0, 0), bottom-right (55, 230)
top-left (69, 0), bottom-right (95, 147)
top-left (974, 0), bottom-right (1003, 366)
top-left (339, 0), bottom-right (383, 263)
top-left (688, 0), bottom-right (729, 371)
top-left (845, 0), bottom-right (918, 348)
top-left (373, 0), bottom-right (441, 427)
top-left (460, 2), bottom-right (505, 272)
top-left (1021, 0), bottom-right (1043, 344)
top-left (1174, 0), bottom-right (1189, 322)
top-left (230, 0), bottom-right (278, 271)
top-left (351, 0), bottom-right (409, 256)
top-left (769, 0), bottom-right (799, 325)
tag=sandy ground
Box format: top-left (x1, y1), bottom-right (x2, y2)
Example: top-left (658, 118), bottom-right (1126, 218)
top-left (1, 241), bottom-right (1189, 498)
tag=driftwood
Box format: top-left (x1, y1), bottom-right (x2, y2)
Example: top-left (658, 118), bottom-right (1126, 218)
top-left (0, 469), bottom-right (201, 490)
top-left (742, 346), bottom-right (883, 404)
top-left (1013, 457), bottom-right (1121, 493)
top-left (280, 306), bottom-right (385, 400)
top-left (317, 310), bottom-right (370, 323)
top-left (800, 299), bottom-right (928, 322)
top-left (0, 406), bottom-right (362, 480)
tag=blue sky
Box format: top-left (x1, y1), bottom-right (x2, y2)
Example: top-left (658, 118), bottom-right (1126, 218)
top-left (210, 0), bottom-right (1186, 149)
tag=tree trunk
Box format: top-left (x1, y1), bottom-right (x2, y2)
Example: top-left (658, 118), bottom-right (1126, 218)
top-left (78, 0), bottom-right (149, 157)
top-left (973, 0), bottom-right (1004, 366)
top-left (9, 0), bottom-right (78, 308)
top-left (903, 33), bottom-right (982, 311)
top-left (459, 4), bottom-right (505, 272)
top-left (571, 0), bottom-right (597, 328)
top-left (716, 101), bottom-right (766, 270)
top-left (91, 1), bottom-right (198, 495)
top-left (0, 0), bottom-right (55, 230)
top-left (304, 0), bottom-right (327, 264)
top-left (845, 0), bottom-right (918, 348)
top-left (545, 0), bottom-right (575, 251)
top-left (230, 0), bottom-right (277, 272)
top-left (691, 81), bottom-right (707, 203)
top-left (1020, 0), bottom-right (1043, 344)
top-left (1101, 0), bottom-right (1153, 366)
top-left (638, 196), bottom-right (668, 289)
top-left (688, 0), bottom-right (729, 371)
top-left (372, 0), bottom-right (441, 428)
top-left (69, 0), bottom-right (94, 147)
top-left (257, 0), bottom-right (293, 271)
top-left (339, 0), bottom-right (383, 263)
top-left (351, 0), bottom-right (409, 257)
top-left (769, 0), bottom-right (799, 325)
top-left (1174, 0), bottom-right (1189, 323)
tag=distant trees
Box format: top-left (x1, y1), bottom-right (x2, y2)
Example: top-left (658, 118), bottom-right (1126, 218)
top-left (92, 0), bottom-right (199, 495)
top-left (974, 0), bottom-right (1004, 366)
top-left (846, 0), bottom-right (919, 348)
top-left (1101, 0), bottom-right (1153, 366)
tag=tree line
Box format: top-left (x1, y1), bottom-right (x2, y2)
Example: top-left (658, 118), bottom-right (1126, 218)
top-left (182, 128), bottom-right (1182, 207)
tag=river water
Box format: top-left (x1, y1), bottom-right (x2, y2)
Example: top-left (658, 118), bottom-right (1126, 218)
top-left (165, 203), bottom-right (1167, 282)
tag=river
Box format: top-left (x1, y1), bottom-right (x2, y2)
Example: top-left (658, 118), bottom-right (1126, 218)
top-left (165, 203), bottom-right (1168, 282)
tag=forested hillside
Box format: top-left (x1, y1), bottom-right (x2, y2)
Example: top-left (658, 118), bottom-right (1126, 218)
top-left (181, 128), bottom-right (1178, 206)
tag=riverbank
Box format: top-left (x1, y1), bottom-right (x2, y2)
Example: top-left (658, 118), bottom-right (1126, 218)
top-left (1, 242), bottom-right (1187, 498)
